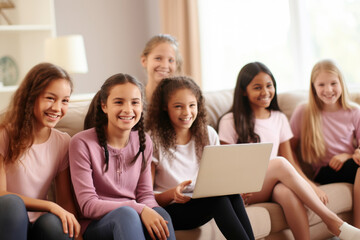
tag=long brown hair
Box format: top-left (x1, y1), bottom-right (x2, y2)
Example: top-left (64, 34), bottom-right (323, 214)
top-left (84, 73), bottom-right (147, 172)
top-left (0, 62), bottom-right (72, 164)
top-left (145, 76), bottom-right (209, 161)
top-left (228, 62), bottom-right (280, 143)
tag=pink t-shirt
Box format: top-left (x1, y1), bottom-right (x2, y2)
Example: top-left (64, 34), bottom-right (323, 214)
top-left (290, 104), bottom-right (360, 173)
top-left (218, 111), bottom-right (293, 160)
top-left (0, 128), bottom-right (69, 222)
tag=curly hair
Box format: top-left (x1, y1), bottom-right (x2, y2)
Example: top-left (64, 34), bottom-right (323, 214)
top-left (0, 62), bottom-right (72, 164)
top-left (84, 73), bottom-right (147, 172)
top-left (145, 76), bottom-right (209, 161)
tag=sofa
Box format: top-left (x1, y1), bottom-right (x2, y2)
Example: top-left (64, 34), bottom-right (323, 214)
top-left (55, 89), bottom-right (358, 240)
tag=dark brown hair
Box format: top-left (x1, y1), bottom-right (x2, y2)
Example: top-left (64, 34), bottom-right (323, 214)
top-left (0, 62), bottom-right (72, 164)
top-left (145, 76), bottom-right (209, 161)
top-left (228, 62), bottom-right (280, 143)
top-left (84, 73), bottom-right (146, 172)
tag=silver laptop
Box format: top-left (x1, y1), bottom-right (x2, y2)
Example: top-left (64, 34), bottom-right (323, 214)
top-left (184, 143), bottom-right (272, 199)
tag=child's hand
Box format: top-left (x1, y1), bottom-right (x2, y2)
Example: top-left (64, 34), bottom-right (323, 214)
top-left (313, 185), bottom-right (328, 205)
top-left (353, 148), bottom-right (360, 165)
top-left (141, 206), bottom-right (170, 240)
top-left (49, 202), bottom-right (81, 238)
top-left (329, 153), bottom-right (351, 171)
top-left (241, 193), bottom-right (253, 206)
top-left (174, 180), bottom-right (192, 204)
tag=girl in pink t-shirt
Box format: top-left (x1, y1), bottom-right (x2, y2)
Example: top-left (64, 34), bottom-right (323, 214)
top-left (0, 63), bottom-right (80, 239)
top-left (140, 34), bottom-right (183, 103)
top-left (290, 59), bottom-right (360, 227)
top-left (218, 62), bottom-right (360, 240)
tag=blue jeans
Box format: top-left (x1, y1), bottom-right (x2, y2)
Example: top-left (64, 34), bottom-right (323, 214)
top-left (0, 194), bottom-right (73, 240)
top-left (83, 206), bottom-right (175, 240)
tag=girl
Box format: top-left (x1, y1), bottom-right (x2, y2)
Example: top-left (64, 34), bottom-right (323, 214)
top-left (0, 62), bottom-right (81, 240)
top-left (290, 59), bottom-right (360, 227)
top-left (69, 73), bottom-right (175, 240)
top-left (146, 76), bottom-right (255, 240)
top-left (141, 34), bottom-right (183, 102)
top-left (218, 61), bottom-right (360, 240)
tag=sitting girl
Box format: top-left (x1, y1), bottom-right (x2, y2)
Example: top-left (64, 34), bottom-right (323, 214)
top-left (69, 73), bottom-right (175, 240)
top-left (218, 61), bottom-right (360, 240)
top-left (290, 59), bottom-right (360, 227)
top-left (145, 76), bottom-right (255, 240)
top-left (0, 63), bottom-right (80, 240)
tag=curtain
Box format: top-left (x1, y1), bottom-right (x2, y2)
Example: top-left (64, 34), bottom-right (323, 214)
top-left (159, 0), bottom-right (202, 86)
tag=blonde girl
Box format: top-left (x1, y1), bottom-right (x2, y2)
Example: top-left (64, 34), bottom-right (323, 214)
top-left (70, 73), bottom-right (175, 240)
top-left (290, 59), bottom-right (360, 227)
top-left (0, 63), bottom-right (80, 239)
top-left (218, 61), bottom-right (360, 240)
top-left (141, 34), bottom-right (183, 102)
top-left (146, 76), bottom-right (255, 240)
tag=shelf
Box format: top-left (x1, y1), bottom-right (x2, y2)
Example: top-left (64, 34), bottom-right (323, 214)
top-left (0, 24), bottom-right (52, 32)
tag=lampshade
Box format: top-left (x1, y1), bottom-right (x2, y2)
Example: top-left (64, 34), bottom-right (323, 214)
top-left (44, 34), bottom-right (88, 74)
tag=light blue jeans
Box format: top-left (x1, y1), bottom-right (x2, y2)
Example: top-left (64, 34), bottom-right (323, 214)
top-left (83, 206), bottom-right (176, 240)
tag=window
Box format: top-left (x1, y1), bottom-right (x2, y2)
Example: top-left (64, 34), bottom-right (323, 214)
top-left (198, 0), bottom-right (360, 93)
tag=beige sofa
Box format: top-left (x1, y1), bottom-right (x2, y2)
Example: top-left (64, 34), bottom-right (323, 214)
top-left (56, 89), bottom-right (358, 240)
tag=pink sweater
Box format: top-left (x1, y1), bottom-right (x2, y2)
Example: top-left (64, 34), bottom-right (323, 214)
top-left (69, 128), bottom-right (158, 230)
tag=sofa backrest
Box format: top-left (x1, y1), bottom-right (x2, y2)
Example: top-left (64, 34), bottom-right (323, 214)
top-left (56, 90), bottom-right (360, 138)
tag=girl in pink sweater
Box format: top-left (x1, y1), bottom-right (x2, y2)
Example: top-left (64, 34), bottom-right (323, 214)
top-left (69, 73), bottom-right (175, 240)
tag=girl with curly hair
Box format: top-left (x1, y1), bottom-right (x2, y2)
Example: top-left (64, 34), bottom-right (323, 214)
top-left (0, 62), bottom-right (80, 239)
top-left (146, 76), bottom-right (254, 240)
top-left (70, 73), bottom-right (175, 240)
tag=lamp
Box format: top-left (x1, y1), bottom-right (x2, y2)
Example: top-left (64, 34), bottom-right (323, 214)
top-left (44, 34), bottom-right (88, 74)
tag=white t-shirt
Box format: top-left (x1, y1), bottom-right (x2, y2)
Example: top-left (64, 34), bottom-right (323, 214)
top-left (152, 126), bottom-right (219, 193)
top-left (218, 111), bottom-right (293, 160)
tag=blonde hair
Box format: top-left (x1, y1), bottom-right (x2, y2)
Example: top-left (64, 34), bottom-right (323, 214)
top-left (301, 59), bottom-right (354, 164)
top-left (141, 34), bottom-right (183, 74)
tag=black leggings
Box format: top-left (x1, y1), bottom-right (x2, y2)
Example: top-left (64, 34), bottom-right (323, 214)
top-left (164, 194), bottom-right (254, 240)
top-left (314, 158), bottom-right (359, 184)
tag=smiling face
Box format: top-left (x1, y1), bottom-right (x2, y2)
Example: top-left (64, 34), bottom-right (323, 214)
top-left (313, 70), bottom-right (342, 109)
top-left (167, 88), bottom-right (198, 134)
top-left (101, 82), bottom-right (142, 134)
top-left (245, 72), bottom-right (275, 112)
top-left (33, 78), bottom-right (71, 131)
top-left (141, 42), bottom-right (177, 86)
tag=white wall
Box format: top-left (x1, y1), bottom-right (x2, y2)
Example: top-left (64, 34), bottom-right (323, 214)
top-left (54, 0), bottom-right (161, 94)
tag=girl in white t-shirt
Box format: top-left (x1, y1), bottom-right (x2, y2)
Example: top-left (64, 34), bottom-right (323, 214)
top-left (0, 63), bottom-right (80, 239)
top-left (290, 59), bottom-right (360, 227)
top-left (218, 61), bottom-right (360, 240)
top-left (146, 76), bottom-right (255, 240)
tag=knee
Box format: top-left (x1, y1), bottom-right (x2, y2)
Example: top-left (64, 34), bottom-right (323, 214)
top-left (272, 184), bottom-right (301, 206)
top-left (0, 194), bottom-right (27, 223)
top-left (270, 157), bottom-right (293, 178)
top-left (153, 207), bottom-right (172, 222)
top-left (110, 206), bottom-right (142, 225)
top-left (32, 213), bottom-right (70, 240)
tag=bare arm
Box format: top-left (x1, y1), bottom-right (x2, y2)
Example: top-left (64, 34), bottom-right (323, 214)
top-left (0, 154), bottom-right (81, 238)
top-left (151, 163), bottom-right (191, 207)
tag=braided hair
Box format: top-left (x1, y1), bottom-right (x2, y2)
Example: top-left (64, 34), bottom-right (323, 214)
top-left (84, 73), bottom-right (146, 172)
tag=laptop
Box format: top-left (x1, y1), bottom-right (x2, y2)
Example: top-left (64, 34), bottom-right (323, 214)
top-left (184, 142), bottom-right (272, 199)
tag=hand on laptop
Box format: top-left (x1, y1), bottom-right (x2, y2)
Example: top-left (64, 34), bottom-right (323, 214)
top-left (174, 180), bottom-right (192, 204)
